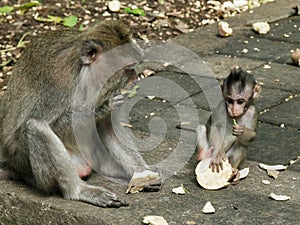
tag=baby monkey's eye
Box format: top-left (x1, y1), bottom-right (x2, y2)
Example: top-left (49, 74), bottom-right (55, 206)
top-left (226, 99), bottom-right (234, 104)
top-left (226, 99), bottom-right (245, 105)
top-left (237, 99), bottom-right (245, 105)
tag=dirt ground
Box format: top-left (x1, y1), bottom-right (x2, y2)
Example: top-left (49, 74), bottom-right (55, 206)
top-left (0, 0), bottom-right (269, 94)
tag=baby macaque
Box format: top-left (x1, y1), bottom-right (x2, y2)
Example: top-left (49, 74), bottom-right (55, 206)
top-left (179, 66), bottom-right (260, 181)
top-left (198, 66), bottom-right (260, 181)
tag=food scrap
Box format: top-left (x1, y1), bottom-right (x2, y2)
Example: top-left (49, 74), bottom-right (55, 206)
top-left (143, 215), bottom-right (169, 225)
top-left (252, 22), bottom-right (270, 34)
top-left (269, 193), bottom-right (291, 201)
top-left (202, 201), bottom-right (216, 214)
top-left (195, 158), bottom-right (232, 190)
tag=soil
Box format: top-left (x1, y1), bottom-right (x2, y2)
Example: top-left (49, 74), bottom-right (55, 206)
top-left (0, 0), bottom-right (263, 94)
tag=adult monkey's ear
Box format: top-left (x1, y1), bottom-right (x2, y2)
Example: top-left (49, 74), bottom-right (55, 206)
top-left (81, 40), bottom-right (103, 65)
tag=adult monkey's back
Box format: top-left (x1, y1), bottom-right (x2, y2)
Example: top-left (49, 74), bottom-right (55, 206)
top-left (0, 20), bottom-right (160, 207)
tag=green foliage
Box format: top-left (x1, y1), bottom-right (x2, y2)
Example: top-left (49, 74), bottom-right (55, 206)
top-left (79, 23), bottom-right (84, 31)
top-left (0, 6), bottom-right (14, 15)
top-left (128, 85), bottom-right (140, 98)
top-left (20, 1), bottom-right (39, 11)
top-left (63, 15), bottom-right (78, 27)
top-left (19, 1), bottom-right (40, 14)
top-left (35, 15), bottom-right (63, 24)
top-left (34, 15), bottom-right (78, 27)
top-left (124, 7), bottom-right (145, 16)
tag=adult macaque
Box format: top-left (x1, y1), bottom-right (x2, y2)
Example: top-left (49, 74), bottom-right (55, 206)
top-left (0, 20), bottom-right (160, 208)
top-left (179, 66), bottom-right (260, 181)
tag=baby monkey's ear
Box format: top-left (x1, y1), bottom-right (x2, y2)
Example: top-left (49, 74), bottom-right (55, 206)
top-left (252, 84), bottom-right (261, 99)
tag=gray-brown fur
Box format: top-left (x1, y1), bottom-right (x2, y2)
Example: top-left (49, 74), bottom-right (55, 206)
top-left (197, 67), bottom-right (260, 180)
top-left (0, 20), bottom-right (154, 207)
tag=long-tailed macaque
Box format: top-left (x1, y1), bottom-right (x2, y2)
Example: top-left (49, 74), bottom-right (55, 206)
top-left (0, 20), bottom-right (160, 208)
top-left (199, 67), bottom-right (260, 181)
top-left (179, 67), bottom-right (260, 181)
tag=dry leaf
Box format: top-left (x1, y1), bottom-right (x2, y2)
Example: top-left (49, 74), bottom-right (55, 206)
top-left (269, 193), bottom-right (291, 201)
top-left (174, 21), bottom-right (189, 33)
top-left (202, 201), bottom-right (215, 214)
top-left (143, 215), bottom-right (169, 225)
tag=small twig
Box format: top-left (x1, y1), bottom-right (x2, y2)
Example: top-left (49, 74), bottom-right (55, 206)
top-left (0, 32), bottom-right (30, 53)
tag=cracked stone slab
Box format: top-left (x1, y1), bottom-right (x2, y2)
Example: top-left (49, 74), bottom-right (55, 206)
top-left (1, 159), bottom-right (299, 225)
top-left (253, 63), bottom-right (300, 93)
top-left (216, 33), bottom-right (297, 62)
top-left (248, 123), bottom-right (300, 170)
top-left (203, 55), bottom-right (263, 79)
top-left (261, 16), bottom-right (300, 45)
top-left (258, 96), bottom-right (300, 129)
top-left (256, 87), bottom-right (292, 113)
top-left (129, 103), bottom-right (210, 140)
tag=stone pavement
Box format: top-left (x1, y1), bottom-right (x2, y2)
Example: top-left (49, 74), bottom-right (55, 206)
top-left (0, 0), bottom-right (299, 224)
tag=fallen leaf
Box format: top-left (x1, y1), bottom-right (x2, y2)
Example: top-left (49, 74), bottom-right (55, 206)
top-left (128, 84), bottom-right (140, 98)
top-left (63, 15), bottom-right (78, 27)
top-left (0, 6), bottom-right (14, 14)
top-left (20, 1), bottom-right (39, 11)
top-left (174, 21), bottom-right (189, 33)
top-left (124, 7), bottom-right (146, 16)
top-left (34, 14), bottom-right (63, 24)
